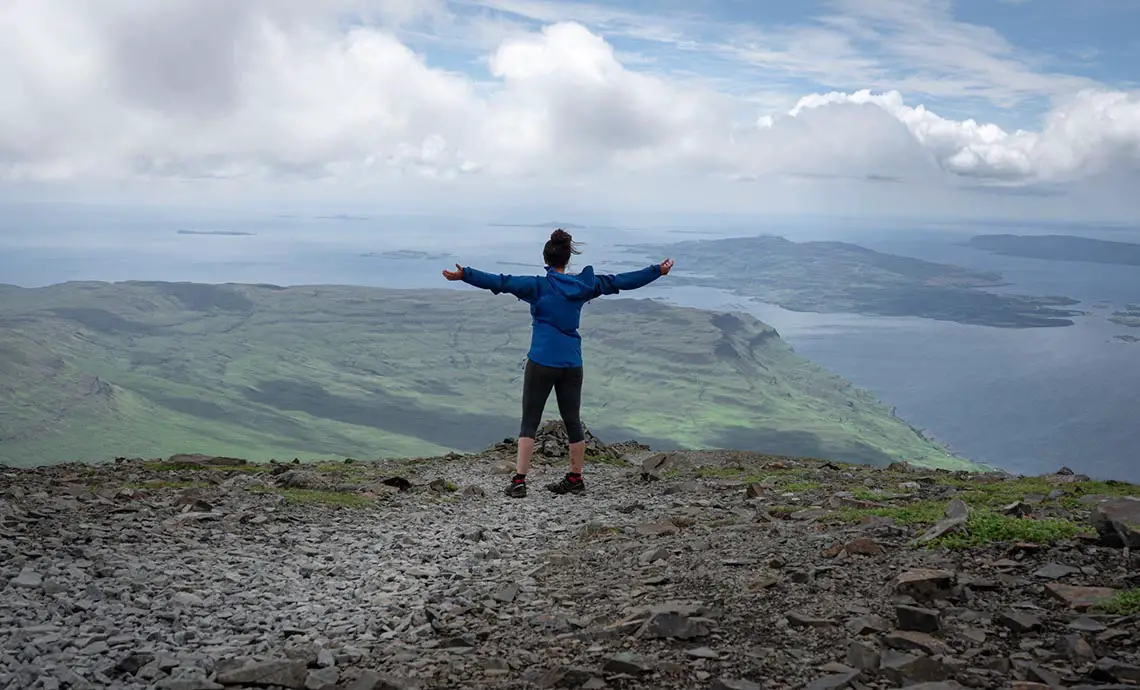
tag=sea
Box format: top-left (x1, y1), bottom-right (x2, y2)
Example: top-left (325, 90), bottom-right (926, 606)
top-left (1, 205), bottom-right (1137, 481)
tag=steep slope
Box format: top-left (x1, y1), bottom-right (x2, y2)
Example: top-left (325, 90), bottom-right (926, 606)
top-left (0, 281), bottom-right (978, 469)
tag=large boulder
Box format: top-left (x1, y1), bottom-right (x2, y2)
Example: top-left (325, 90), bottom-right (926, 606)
top-left (1090, 497), bottom-right (1140, 548)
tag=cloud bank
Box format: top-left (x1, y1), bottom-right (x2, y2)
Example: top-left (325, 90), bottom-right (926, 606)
top-left (1, 0), bottom-right (1139, 200)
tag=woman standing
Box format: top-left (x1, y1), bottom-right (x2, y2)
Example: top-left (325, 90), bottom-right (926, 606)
top-left (442, 229), bottom-right (674, 497)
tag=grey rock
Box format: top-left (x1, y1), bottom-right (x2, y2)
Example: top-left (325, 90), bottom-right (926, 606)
top-left (804, 670), bottom-right (860, 690)
top-left (883, 630), bottom-right (954, 656)
top-left (112, 653), bottom-right (155, 677)
top-left (786, 611), bottom-right (836, 627)
top-left (846, 641), bottom-right (881, 671)
top-left (880, 650), bottom-right (949, 684)
top-left (1062, 633), bottom-right (1097, 662)
top-left (896, 605), bottom-right (942, 633)
top-left (635, 522), bottom-right (679, 537)
top-left (305, 667), bottom-right (339, 690)
top-left (944, 498), bottom-right (970, 519)
top-left (495, 582), bottom-right (519, 603)
top-left (640, 611), bottom-right (713, 640)
top-left (602, 653), bottom-right (652, 675)
top-left (999, 611), bottom-right (1043, 633)
top-left (1045, 583), bottom-right (1119, 609)
top-left (1069, 616), bottom-right (1107, 632)
top-left (1020, 662), bottom-right (1063, 687)
top-left (1003, 501), bottom-right (1033, 516)
top-left (640, 452), bottom-right (674, 479)
top-left (10, 569), bottom-right (42, 589)
top-left (534, 666), bottom-right (596, 689)
top-left (346, 671), bottom-right (420, 690)
top-left (711, 679), bottom-right (762, 690)
top-left (895, 569), bottom-right (955, 601)
top-left (171, 592), bottom-right (205, 607)
top-left (639, 546), bottom-right (669, 564)
top-left (915, 515), bottom-right (968, 543)
top-left (1093, 658), bottom-right (1140, 683)
top-left (1091, 497), bottom-right (1140, 547)
top-left (1033, 563), bottom-right (1081, 580)
top-left (685, 647), bottom-right (721, 660)
top-left (847, 615), bottom-right (890, 635)
top-left (157, 675), bottom-right (225, 690)
top-left (216, 659), bottom-right (308, 689)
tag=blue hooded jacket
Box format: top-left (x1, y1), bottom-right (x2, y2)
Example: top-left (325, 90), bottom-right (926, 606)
top-left (461, 263), bottom-right (663, 368)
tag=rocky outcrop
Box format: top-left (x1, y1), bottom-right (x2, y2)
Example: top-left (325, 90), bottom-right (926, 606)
top-left (1, 445), bottom-right (1138, 689)
top-left (1091, 497), bottom-right (1140, 548)
top-left (482, 420), bottom-right (652, 465)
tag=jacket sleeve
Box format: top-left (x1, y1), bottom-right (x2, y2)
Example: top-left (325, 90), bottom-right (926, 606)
top-left (593, 264), bottom-right (663, 297)
top-left (461, 267), bottom-right (540, 302)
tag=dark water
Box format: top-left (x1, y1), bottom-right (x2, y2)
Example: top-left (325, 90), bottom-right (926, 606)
top-left (653, 224), bottom-right (1140, 482)
top-left (2, 209), bottom-right (1137, 481)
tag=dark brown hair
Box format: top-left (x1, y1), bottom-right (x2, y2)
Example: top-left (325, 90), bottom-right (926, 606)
top-left (543, 229), bottom-right (581, 268)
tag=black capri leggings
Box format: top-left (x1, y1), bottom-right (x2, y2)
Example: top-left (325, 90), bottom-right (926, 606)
top-left (519, 359), bottom-right (584, 443)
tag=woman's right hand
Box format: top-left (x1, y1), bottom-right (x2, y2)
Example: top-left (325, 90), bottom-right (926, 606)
top-left (442, 264), bottom-right (465, 281)
top-left (660, 258), bottom-right (675, 275)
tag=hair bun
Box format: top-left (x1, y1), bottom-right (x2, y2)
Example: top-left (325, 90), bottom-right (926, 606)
top-left (550, 229), bottom-right (573, 245)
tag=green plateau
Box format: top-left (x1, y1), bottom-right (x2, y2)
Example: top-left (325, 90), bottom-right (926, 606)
top-left (0, 280), bottom-right (981, 471)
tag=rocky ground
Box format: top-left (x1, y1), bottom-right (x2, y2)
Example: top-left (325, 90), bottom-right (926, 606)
top-left (3, 424), bottom-right (1140, 690)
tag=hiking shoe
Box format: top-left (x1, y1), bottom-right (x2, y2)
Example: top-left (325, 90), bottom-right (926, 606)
top-left (546, 474), bottom-right (585, 495)
top-left (505, 478), bottom-right (527, 498)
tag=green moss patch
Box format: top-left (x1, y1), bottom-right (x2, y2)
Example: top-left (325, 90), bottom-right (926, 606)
top-left (1093, 589), bottom-right (1140, 616)
top-left (838, 500), bottom-right (946, 526)
top-left (929, 512), bottom-right (1081, 549)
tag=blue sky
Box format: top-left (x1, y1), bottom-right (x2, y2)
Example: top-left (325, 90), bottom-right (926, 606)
top-left (403, 0), bottom-right (1140, 126)
top-left (1, 0), bottom-right (1139, 220)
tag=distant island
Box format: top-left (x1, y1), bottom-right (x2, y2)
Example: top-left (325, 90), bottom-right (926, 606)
top-left (316, 214), bottom-right (370, 221)
top-left (1110, 304), bottom-right (1140, 328)
top-left (176, 230), bottom-right (254, 236)
top-left (361, 250), bottom-right (452, 261)
top-left (488, 221), bottom-right (588, 229)
top-left (967, 234), bottom-right (1140, 267)
top-left (628, 235), bottom-right (1081, 328)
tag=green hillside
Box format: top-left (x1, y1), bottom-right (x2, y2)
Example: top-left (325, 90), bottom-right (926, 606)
top-left (0, 281), bottom-right (981, 470)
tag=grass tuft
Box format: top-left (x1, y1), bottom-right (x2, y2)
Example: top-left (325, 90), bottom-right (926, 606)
top-left (936, 476), bottom-right (1140, 510)
top-left (838, 500), bottom-right (946, 526)
top-left (928, 512), bottom-right (1081, 549)
top-left (1093, 589), bottom-right (1140, 616)
top-left (144, 461), bottom-right (271, 474)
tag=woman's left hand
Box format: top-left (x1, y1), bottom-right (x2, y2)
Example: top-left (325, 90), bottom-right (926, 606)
top-left (442, 264), bottom-right (465, 281)
top-left (660, 258), bottom-right (675, 275)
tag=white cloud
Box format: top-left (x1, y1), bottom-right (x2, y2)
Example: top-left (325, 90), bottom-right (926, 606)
top-left (0, 0), bottom-right (1139, 207)
top-left (792, 89), bottom-right (1140, 181)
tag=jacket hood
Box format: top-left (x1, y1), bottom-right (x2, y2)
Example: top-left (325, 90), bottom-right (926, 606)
top-left (546, 265), bottom-right (598, 301)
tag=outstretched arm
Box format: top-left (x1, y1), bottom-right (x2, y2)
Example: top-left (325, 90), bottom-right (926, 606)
top-left (593, 258), bottom-right (674, 297)
top-left (442, 264), bottom-right (539, 301)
